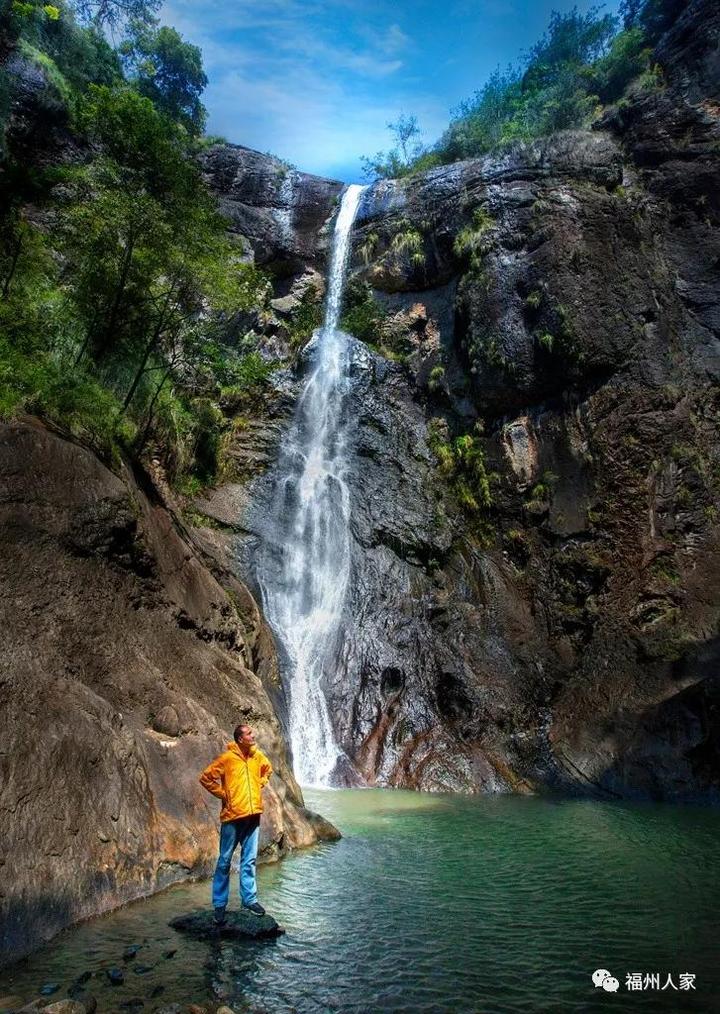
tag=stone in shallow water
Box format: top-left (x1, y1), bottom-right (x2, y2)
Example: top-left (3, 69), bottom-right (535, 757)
top-left (105, 969), bottom-right (124, 985)
top-left (169, 909), bottom-right (284, 940)
top-left (39, 985), bottom-right (60, 997)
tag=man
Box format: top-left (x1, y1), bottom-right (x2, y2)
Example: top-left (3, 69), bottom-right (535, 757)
top-left (199, 723), bottom-right (273, 923)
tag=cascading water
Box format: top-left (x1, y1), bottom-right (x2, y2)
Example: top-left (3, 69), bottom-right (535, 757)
top-left (256, 184), bottom-right (365, 786)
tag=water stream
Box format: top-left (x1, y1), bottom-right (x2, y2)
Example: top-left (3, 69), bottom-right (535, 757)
top-left (256, 184), bottom-right (365, 787)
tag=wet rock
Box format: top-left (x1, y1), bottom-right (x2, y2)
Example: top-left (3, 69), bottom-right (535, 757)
top-left (38, 986), bottom-right (60, 997)
top-left (105, 969), bottom-right (124, 986)
top-left (122, 945), bottom-right (141, 961)
top-left (132, 965), bottom-right (154, 975)
top-left (169, 909), bottom-right (284, 940)
top-left (161, 950), bottom-right (176, 960)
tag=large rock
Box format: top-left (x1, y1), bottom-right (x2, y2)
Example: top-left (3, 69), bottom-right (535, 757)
top-left (199, 144), bottom-right (343, 275)
top-left (169, 909), bottom-right (283, 940)
top-left (0, 418), bottom-right (337, 969)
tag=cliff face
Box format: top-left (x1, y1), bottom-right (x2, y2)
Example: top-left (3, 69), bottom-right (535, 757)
top-left (197, 0), bottom-right (720, 801)
top-left (2, 0), bottom-right (719, 969)
top-left (0, 419), bottom-right (337, 968)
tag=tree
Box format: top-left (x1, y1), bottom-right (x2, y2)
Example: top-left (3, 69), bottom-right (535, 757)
top-left (71, 0), bottom-right (160, 33)
top-left (361, 114), bottom-right (427, 181)
top-left (438, 67), bottom-right (522, 161)
top-left (620, 0), bottom-right (686, 41)
top-left (120, 22), bottom-right (207, 134)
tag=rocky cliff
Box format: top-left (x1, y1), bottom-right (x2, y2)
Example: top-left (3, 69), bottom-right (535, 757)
top-left (0, 418), bottom-right (337, 969)
top-left (195, 0), bottom-right (720, 802)
top-left (2, 0), bottom-right (719, 971)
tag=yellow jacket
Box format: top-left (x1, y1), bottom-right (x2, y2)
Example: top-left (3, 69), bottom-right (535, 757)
top-left (199, 742), bottom-right (273, 822)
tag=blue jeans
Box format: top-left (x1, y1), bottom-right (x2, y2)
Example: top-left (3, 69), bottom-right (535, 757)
top-left (211, 814), bottom-right (261, 908)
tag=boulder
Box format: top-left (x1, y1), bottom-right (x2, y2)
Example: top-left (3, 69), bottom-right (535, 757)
top-left (169, 909), bottom-right (284, 940)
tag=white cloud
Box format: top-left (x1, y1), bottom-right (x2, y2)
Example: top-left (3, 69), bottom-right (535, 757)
top-left (159, 0), bottom-right (448, 179)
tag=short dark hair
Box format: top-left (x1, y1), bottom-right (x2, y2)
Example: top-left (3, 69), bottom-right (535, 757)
top-left (233, 724), bottom-right (250, 743)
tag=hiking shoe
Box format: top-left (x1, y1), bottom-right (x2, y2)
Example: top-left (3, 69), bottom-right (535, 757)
top-left (245, 902), bottom-right (265, 916)
top-left (213, 907), bottom-right (227, 925)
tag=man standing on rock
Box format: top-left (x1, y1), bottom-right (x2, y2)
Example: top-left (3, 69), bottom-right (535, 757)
top-left (199, 724), bottom-right (273, 922)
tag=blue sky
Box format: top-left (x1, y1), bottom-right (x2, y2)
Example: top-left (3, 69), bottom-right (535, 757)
top-left (160, 0), bottom-right (622, 182)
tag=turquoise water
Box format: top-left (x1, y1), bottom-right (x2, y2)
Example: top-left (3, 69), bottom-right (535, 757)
top-left (1, 789), bottom-right (719, 1013)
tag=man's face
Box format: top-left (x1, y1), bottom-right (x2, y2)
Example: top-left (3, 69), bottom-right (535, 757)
top-left (237, 725), bottom-right (255, 748)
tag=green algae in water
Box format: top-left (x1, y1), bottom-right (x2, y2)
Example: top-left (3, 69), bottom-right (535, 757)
top-left (1, 789), bottom-right (719, 1013)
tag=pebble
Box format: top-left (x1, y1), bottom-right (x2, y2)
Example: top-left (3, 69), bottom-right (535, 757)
top-left (132, 965), bottom-right (154, 975)
top-left (122, 946), bottom-right (140, 961)
top-left (162, 950), bottom-right (177, 960)
top-left (39, 986), bottom-right (60, 997)
top-left (105, 968), bottom-right (124, 985)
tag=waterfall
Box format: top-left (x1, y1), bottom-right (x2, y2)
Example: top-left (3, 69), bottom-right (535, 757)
top-left (256, 184), bottom-right (365, 786)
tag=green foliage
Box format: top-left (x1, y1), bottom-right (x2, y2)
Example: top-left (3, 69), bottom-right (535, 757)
top-left (361, 113), bottom-right (428, 181)
top-left (390, 225), bottom-right (425, 267)
top-left (340, 280), bottom-right (387, 343)
top-left (18, 38), bottom-right (72, 105)
top-left (427, 364), bottom-right (445, 393)
top-left (73, 0), bottom-right (160, 32)
top-left (590, 27), bottom-right (652, 101)
top-left (438, 67), bottom-right (522, 162)
top-left (0, 0), bottom-right (275, 493)
top-left (454, 207), bottom-right (494, 273)
top-left (120, 22), bottom-right (207, 135)
top-left (620, 0), bottom-right (686, 45)
top-left (428, 418), bottom-right (495, 515)
top-left (358, 231), bottom-right (379, 265)
top-left (373, 2), bottom-right (681, 177)
top-left (525, 289), bottom-right (543, 310)
top-left (0, 331), bottom-right (135, 454)
top-left (635, 61), bottom-right (665, 93)
top-left (287, 287), bottom-right (323, 351)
